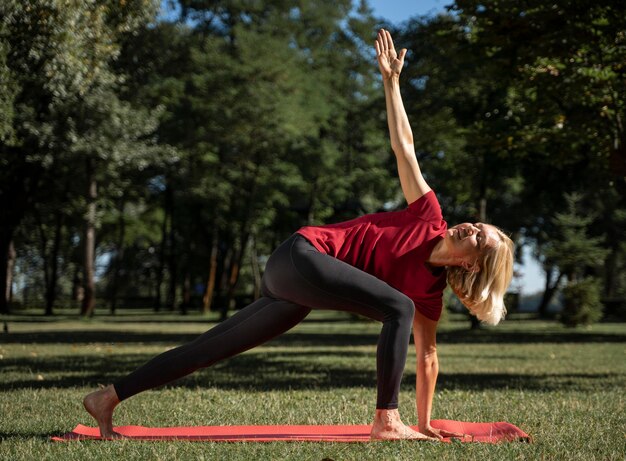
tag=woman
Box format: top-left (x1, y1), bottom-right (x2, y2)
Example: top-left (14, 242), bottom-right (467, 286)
top-left (84, 29), bottom-right (514, 441)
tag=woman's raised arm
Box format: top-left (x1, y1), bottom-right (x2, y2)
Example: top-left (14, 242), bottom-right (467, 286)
top-left (375, 29), bottom-right (431, 204)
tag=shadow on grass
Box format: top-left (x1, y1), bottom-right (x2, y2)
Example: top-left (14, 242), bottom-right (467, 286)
top-left (3, 322), bottom-right (625, 394)
top-left (2, 347), bottom-right (623, 394)
top-left (1, 310), bottom-right (359, 324)
top-left (0, 430), bottom-right (61, 441)
top-left (2, 327), bottom-right (625, 346)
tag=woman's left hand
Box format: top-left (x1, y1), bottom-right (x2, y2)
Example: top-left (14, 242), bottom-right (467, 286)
top-left (375, 29), bottom-right (407, 81)
top-left (421, 425), bottom-right (466, 440)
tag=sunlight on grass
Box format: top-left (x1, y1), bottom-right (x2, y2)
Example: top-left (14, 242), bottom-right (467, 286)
top-left (1, 310), bottom-right (624, 460)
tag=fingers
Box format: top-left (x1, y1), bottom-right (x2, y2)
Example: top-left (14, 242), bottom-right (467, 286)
top-left (420, 428), bottom-right (443, 441)
top-left (376, 29), bottom-right (386, 53)
top-left (411, 433), bottom-right (439, 442)
top-left (376, 29), bottom-right (394, 52)
top-left (440, 430), bottom-right (466, 438)
top-left (424, 427), bottom-right (465, 440)
top-left (384, 29), bottom-right (394, 51)
top-left (374, 39), bottom-right (381, 57)
top-left (376, 29), bottom-right (406, 58)
top-left (430, 430), bottom-right (444, 440)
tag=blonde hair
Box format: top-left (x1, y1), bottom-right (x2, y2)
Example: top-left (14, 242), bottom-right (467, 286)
top-left (447, 228), bottom-right (514, 326)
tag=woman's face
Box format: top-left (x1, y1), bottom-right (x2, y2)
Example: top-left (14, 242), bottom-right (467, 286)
top-left (446, 223), bottom-right (500, 266)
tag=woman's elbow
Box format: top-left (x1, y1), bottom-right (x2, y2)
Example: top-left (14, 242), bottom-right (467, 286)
top-left (391, 142), bottom-right (415, 157)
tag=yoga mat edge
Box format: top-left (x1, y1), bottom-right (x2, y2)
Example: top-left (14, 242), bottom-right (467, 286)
top-left (51, 420), bottom-right (531, 443)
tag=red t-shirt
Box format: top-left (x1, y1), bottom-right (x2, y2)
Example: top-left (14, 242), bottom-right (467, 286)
top-left (296, 191), bottom-right (448, 321)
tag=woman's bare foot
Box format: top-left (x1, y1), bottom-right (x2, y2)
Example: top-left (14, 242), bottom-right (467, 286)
top-left (370, 409), bottom-right (437, 441)
top-left (83, 384), bottom-right (123, 438)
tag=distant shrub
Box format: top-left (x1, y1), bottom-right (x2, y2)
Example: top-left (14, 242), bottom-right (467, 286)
top-left (561, 277), bottom-right (604, 327)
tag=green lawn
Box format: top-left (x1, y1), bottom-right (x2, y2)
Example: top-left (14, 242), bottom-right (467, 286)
top-left (1, 309), bottom-right (624, 460)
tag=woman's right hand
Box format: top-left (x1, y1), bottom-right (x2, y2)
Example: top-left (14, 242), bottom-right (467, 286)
top-left (375, 29), bottom-right (407, 81)
top-left (421, 424), bottom-right (467, 441)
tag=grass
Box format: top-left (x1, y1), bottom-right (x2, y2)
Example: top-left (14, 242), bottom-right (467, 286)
top-left (0, 309), bottom-right (624, 460)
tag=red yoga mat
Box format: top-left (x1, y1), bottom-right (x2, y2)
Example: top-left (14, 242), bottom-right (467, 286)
top-left (51, 419), bottom-right (531, 443)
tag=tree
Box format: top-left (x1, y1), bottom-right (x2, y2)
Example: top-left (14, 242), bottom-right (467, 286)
top-left (450, 0), bottom-right (626, 314)
top-left (116, 0), bottom-right (395, 317)
top-left (397, 0), bottom-right (625, 320)
top-left (398, 14), bottom-right (526, 327)
top-left (0, 0), bottom-right (160, 314)
top-left (543, 193), bottom-right (608, 326)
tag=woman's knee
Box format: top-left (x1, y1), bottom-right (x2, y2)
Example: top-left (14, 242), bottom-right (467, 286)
top-left (386, 295), bottom-right (415, 324)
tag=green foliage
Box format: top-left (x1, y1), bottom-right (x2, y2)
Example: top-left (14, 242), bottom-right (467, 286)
top-left (399, 14), bottom-right (525, 227)
top-left (398, 1), bottom-right (626, 316)
top-left (561, 277), bottom-right (604, 327)
top-left (542, 193), bottom-right (608, 326)
top-left (4, 0), bottom-right (625, 317)
top-left (544, 193), bottom-right (609, 282)
top-left (0, 29), bottom-right (16, 144)
top-left (448, 0), bottom-right (626, 225)
top-left (99, 0), bottom-right (396, 308)
top-left (0, 0), bottom-right (163, 313)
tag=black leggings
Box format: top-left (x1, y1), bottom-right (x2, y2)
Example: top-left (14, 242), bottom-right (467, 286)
top-left (113, 234), bottom-right (415, 409)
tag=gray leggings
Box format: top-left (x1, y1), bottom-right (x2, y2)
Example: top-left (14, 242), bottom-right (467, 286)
top-left (113, 234), bottom-right (415, 409)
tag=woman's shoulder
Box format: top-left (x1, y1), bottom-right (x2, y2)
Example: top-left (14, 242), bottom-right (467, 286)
top-left (406, 190), bottom-right (443, 222)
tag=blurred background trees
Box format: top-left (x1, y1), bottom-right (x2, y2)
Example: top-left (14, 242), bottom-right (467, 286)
top-left (1, 0), bottom-right (624, 327)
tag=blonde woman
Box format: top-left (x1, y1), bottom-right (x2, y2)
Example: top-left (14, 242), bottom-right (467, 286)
top-left (84, 29), bottom-right (514, 441)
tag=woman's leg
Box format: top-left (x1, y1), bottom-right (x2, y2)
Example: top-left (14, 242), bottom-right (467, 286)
top-left (263, 235), bottom-right (429, 440)
top-left (263, 234), bottom-right (415, 411)
top-left (113, 297), bottom-right (310, 401)
top-left (85, 292), bottom-right (310, 436)
top-left (85, 233), bottom-right (418, 438)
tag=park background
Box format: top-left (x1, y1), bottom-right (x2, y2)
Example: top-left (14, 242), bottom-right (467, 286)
top-left (1, 0), bottom-right (625, 323)
top-left (0, 1), bottom-right (625, 460)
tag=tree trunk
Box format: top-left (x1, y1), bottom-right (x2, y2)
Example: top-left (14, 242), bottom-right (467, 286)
top-left (603, 244), bottom-right (618, 298)
top-left (3, 238), bottom-right (16, 311)
top-left (81, 158), bottom-right (97, 317)
top-left (154, 190), bottom-right (168, 312)
top-left (250, 233), bottom-right (261, 300)
top-left (219, 247), bottom-right (233, 320)
top-left (35, 208), bottom-right (52, 313)
top-left (71, 266), bottom-right (83, 308)
top-left (110, 198), bottom-right (126, 314)
top-left (181, 271), bottom-right (190, 315)
top-left (0, 149), bottom-right (32, 314)
top-left (609, 111), bottom-right (625, 176)
top-left (221, 162), bottom-right (261, 319)
top-left (35, 208), bottom-right (64, 315)
top-left (155, 183), bottom-right (173, 312)
top-left (45, 212), bottom-right (63, 316)
top-left (166, 189), bottom-right (177, 311)
top-left (0, 236), bottom-right (11, 314)
top-left (222, 256), bottom-right (241, 321)
top-left (202, 224), bottom-right (219, 314)
top-left (7, 240), bottom-right (15, 305)
top-left (222, 227), bottom-right (253, 321)
top-left (536, 265), bottom-right (564, 318)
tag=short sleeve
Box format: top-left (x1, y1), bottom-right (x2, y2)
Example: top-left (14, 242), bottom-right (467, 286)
top-left (413, 296), bottom-right (443, 321)
top-left (406, 191), bottom-right (443, 223)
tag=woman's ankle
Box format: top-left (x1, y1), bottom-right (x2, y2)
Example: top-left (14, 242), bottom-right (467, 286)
top-left (105, 384), bottom-right (121, 403)
top-left (373, 409), bottom-right (402, 427)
